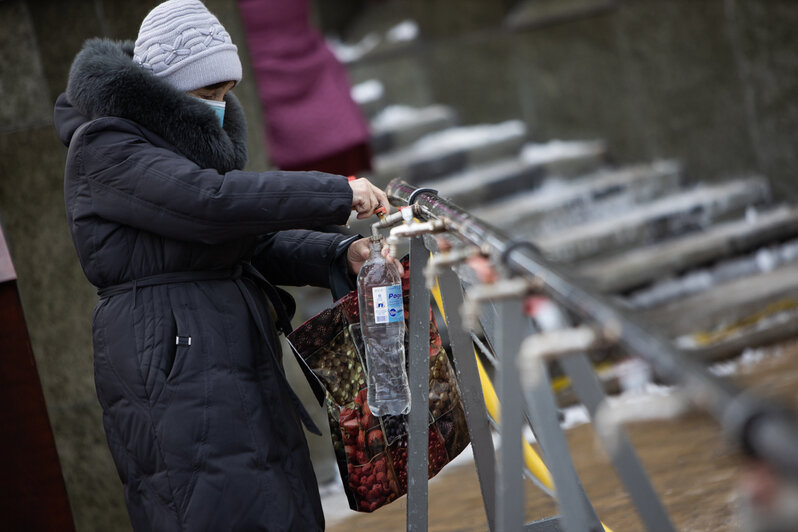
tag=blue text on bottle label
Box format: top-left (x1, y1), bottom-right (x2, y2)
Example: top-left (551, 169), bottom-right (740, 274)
top-left (372, 284), bottom-right (404, 324)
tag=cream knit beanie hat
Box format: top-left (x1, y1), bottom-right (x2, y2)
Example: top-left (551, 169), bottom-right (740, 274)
top-left (133, 0), bottom-right (242, 92)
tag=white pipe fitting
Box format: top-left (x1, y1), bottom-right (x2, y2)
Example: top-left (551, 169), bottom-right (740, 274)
top-left (460, 277), bottom-right (542, 330)
top-left (518, 326), bottom-right (603, 390)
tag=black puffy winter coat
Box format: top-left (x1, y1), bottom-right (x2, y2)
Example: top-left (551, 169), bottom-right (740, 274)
top-left (54, 38), bottom-right (356, 531)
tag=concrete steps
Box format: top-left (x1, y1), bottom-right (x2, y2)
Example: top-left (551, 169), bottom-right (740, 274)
top-left (347, 76), bottom-right (798, 359)
top-left (640, 261), bottom-right (798, 340)
top-left (533, 176), bottom-right (772, 263)
top-left (372, 120), bottom-right (527, 186)
top-left (352, 79), bottom-right (387, 119)
top-left (471, 159), bottom-right (680, 233)
top-left (579, 205), bottom-right (798, 294)
top-left (370, 104), bottom-right (458, 155)
top-left (422, 140), bottom-right (607, 209)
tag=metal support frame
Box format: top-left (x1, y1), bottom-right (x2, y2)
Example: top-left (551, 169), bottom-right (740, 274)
top-left (407, 235), bottom-right (431, 531)
top-left (496, 298), bottom-right (526, 532)
top-left (385, 179), bottom-right (798, 532)
top-left (521, 339), bottom-right (604, 532)
top-left (386, 179), bottom-right (798, 482)
top-left (560, 353), bottom-right (676, 532)
top-left (436, 267), bottom-right (498, 531)
top-left (479, 300), bottom-right (603, 532)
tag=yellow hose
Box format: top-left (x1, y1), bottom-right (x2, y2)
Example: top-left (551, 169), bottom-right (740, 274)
top-left (691, 298), bottom-right (798, 346)
top-left (473, 354), bottom-right (554, 489)
top-left (430, 277), bottom-right (613, 532)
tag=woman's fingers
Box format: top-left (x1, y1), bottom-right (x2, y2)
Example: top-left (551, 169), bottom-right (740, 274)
top-left (381, 245), bottom-right (404, 275)
top-left (373, 186), bottom-right (390, 215)
top-left (348, 178), bottom-right (390, 219)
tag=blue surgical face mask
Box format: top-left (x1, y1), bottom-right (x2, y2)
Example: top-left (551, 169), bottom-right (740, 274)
top-left (198, 98), bottom-right (226, 127)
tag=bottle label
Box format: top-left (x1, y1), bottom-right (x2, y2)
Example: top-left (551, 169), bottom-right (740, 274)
top-left (372, 284), bottom-right (404, 324)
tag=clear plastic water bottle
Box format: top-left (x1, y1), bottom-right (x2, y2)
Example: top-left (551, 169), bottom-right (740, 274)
top-left (357, 235), bottom-right (410, 416)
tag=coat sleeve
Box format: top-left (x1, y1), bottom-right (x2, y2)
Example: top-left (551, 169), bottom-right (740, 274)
top-left (75, 119), bottom-right (354, 245)
top-left (251, 230), bottom-right (351, 288)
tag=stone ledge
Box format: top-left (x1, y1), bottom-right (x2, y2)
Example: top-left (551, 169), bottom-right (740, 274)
top-left (505, 0), bottom-right (618, 31)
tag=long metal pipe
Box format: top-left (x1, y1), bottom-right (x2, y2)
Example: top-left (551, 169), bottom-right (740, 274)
top-left (387, 178), bottom-right (798, 480)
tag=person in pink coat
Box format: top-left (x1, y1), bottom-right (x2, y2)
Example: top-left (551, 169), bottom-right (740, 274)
top-left (238, 0), bottom-right (373, 175)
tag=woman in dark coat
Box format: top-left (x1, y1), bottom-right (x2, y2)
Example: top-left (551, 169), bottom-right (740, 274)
top-left (53, 1), bottom-right (391, 530)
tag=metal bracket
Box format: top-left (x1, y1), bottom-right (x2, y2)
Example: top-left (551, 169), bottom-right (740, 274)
top-left (462, 277), bottom-right (543, 329)
top-left (518, 326), bottom-right (606, 390)
top-left (408, 187), bottom-right (439, 206)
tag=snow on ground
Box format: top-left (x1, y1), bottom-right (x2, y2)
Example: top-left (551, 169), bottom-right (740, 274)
top-left (521, 139), bottom-right (605, 166)
top-left (328, 34), bottom-right (380, 63)
top-left (709, 346), bottom-right (773, 377)
top-left (470, 160), bottom-right (679, 229)
top-left (409, 120), bottom-right (526, 156)
top-left (628, 237), bottom-right (798, 309)
top-left (370, 104), bottom-right (453, 132)
top-left (371, 105), bottom-right (423, 129)
top-left (351, 79), bottom-right (384, 105)
top-left (320, 472), bottom-right (355, 527)
top-left (328, 20), bottom-right (419, 63)
top-left (536, 178), bottom-right (765, 251)
top-left (386, 20), bottom-right (419, 43)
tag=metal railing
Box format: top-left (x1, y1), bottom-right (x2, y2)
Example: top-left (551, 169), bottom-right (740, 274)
top-left (379, 179), bottom-right (798, 532)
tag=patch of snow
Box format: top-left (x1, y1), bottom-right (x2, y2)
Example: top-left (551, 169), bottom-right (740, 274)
top-left (745, 205), bottom-right (761, 223)
top-left (674, 334), bottom-right (701, 350)
top-left (739, 346), bottom-right (772, 365)
top-left (755, 248), bottom-right (778, 272)
top-left (328, 33), bottom-right (380, 63)
top-left (710, 347), bottom-right (772, 377)
top-left (523, 425), bottom-right (537, 444)
top-left (628, 237), bottom-right (798, 309)
top-left (709, 360), bottom-right (740, 377)
top-left (782, 239), bottom-right (798, 262)
top-left (369, 104), bottom-right (452, 131)
top-left (320, 471), bottom-right (355, 526)
top-left (410, 120), bottom-right (526, 156)
top-left (351, 79), bottom-right (384, 105)
top-left (540, 177), bottom-right (769, 259)
top-left (561, 405), bottom-right (591, 430)
top-left (521, 139), bottom-right (605, 165)
top-left (440, 431), bottom-right (502, 473)
top-left (615, 357), bottom-right (654, 393)
top-left (386, 20), bottom-right (419, 42)
top-left (424, 157), bottom-right (527, 191)
top-left (371, 105), bottom-right (420, 129)
top-left (627, 270), bottom-right (715, 309)
top-left (710, 359), bottom-right (739, 377)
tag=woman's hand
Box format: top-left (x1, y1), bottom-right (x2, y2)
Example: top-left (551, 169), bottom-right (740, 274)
top-left (348, 177), bottom-right (390, 219)
top-left (346, 237), bottom-right (404, 276)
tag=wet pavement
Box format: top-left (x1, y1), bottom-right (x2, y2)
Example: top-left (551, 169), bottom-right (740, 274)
top-left (326, 340), bottom-right (798, 532)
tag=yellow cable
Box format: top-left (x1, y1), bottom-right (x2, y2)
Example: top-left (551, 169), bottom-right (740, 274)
top-left (430, 276), bottom-right (613, 532)
top-left (474, 354), bottom-right (554, 489)
top-left (691, 298), bottom-right (798, 346)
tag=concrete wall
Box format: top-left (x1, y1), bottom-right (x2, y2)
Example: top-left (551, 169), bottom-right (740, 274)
top-left (340, 0), bottom-right (798, 197)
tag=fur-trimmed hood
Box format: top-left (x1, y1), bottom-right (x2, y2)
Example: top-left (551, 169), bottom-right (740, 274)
top-left (55, 38), bottom-right (248, 172)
